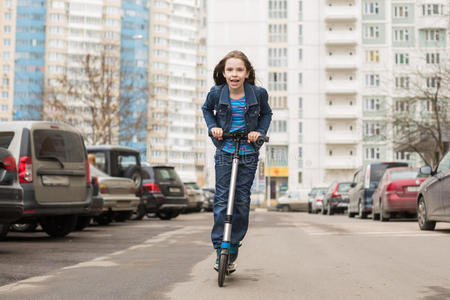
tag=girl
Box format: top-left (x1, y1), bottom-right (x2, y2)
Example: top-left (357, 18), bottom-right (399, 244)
top-left (202, 50), bottom-right (272, 272)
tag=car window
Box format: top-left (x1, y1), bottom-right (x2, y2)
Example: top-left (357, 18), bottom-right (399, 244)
top-left (370, 165), bottom-right (389, 183)
top-left (390, 169), bottom-right (419, 180)
top-left (437, 152), bottom-right (450, 173)
top-left (337, 183), bottom-right (351, 192)
top-left (90, 165), bottom-right (108, 177)
top-left (90, 152), bottom-right (106, 173)
top-left (154, 167), bottom-right (181, 182)
top-left (33, 130), bottom-right (84, 162)
top-left (0, 132), bottom-right (14, 149)
top-left (118, 153), bottom-right (138, 174)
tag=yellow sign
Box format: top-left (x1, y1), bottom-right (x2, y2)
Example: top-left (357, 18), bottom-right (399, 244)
top-left (265, 167), bottom-right (289, 177)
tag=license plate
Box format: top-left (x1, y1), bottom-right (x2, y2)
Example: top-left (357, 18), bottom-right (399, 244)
top-left (169, 187), bottom-right (181, 193)
top-left (407, 186), bottom-right (419, 192)
top-left (41, 175), bottom-right (69, 186)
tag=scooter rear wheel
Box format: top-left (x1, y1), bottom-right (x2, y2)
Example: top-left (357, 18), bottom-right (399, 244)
top-left (218, 253), bottom-right (228, 287)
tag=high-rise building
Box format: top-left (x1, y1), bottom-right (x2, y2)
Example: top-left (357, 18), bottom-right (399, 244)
top-left (207, 0), bottom-right (449, 199)
top-left (147, 0), bottom-right (208, 183)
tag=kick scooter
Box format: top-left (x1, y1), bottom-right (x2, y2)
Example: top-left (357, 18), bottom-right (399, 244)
top-left (210, 131), bottom-right (269, 287)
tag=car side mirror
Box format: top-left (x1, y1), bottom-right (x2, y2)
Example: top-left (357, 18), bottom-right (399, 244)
top-left (419, 165), bottom-right (432, 176)
top-left (350, 182), bottom-right (356, 188)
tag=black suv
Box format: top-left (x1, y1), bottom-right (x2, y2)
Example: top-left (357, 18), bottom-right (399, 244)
top-left (140, 164), bottom-right (188, 220)
top-left (348, 162), bottom-right (408, 219)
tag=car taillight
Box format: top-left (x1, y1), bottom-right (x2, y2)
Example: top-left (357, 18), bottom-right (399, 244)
top-left (99, 183), bottom-right (109, 194)
top-left (316, 199), bottom-right (322, 202)
top-left (19, 156), bottom-right (32, 183)
top-left (144, 183), bottom-right (161, 193)
top-left (386, 183), bottom-right (399, 192)
top-left (92, 176), bottom-right (98, 186)
top-left (2, 156), bottom-right (17, 172)
top-left (85, 160), bottom-right (90, 184)
top-left (331, 183), bottom-right (340, 198)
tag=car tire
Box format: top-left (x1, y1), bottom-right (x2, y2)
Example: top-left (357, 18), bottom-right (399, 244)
top-left (40, 215), bottom-right (77, 238)
top-left (10, 223), bottom-right (38, 232)
top-left (157, 211), bottom-right (178, 220)
top-left (124, 166), bottom-right (143, 189)
top-left (75, 216), bottom-right (91, 231)
top-left (348, 209), bottom-right (356, 218)
top-left (0, 223), bottom-right (9, 241)
top-left (114, 211), bottom-right (133, 222)
top-left (308, 203), bottom-right (312, 214)
top-left (327, 202), bottom-right (334, 215)
top-left (417, 197), bottom-right (436, 231)
top-left (131, 204), bottom-right (146, 220)
top-left (94, 212), bottom-right (114, 225)
top-left (380, 202), bottom-right (389, 222)
top-left (358, 201), bottom-right (367, 219)
top-left (281, 205), bottom-right (290, 212)
top-left (321, 205), bottom-right (327, 215)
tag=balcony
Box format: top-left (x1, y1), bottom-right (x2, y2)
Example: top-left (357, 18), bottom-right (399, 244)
top-left (324, 156), bottom-right (359, 169)
top-left (325, 56), bottom-right (357, 70)
top-left (324, 105), bottom-right (359, 119)
top-left (325, 81), bottom-right (358, 95)
top-left (325, 32), bottom-right (358, 46)
top-left (325, 6), bottom-right (358, 22)
top-left (324, 131), bottom-right (359, 144)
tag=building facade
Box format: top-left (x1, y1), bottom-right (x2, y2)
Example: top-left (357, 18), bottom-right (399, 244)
top-left (207, 0), bottom-right (450, 199)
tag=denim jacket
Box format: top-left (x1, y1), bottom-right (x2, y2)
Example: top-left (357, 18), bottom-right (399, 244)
top-left (201, 82), bottom-right (273, 152)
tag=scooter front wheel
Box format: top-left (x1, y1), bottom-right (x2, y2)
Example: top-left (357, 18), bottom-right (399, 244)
top-left (218, 253), bottom-right (228, 287)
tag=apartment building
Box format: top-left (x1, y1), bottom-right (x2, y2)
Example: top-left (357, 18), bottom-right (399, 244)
top-left (0, 0), bottom-right (16, 122)
top-left (147, 0), bottom-right (208, 183)
top-left (207, 0), bottom-right (449, 199)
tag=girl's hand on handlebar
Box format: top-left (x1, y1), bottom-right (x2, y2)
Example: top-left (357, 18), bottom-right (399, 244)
top-left (247, 131), bottom-right (261, 143)
top-left (211, 127), bottom-right (223, 140)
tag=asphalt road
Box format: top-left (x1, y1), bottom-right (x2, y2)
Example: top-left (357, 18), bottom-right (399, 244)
top-left (1, 210), bottom-right (450, 299)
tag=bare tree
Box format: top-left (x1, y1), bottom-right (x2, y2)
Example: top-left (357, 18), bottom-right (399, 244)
top-left (43, 47), bottom-right (147, 146)
top-left (390, 58), bottom-right (450, 168)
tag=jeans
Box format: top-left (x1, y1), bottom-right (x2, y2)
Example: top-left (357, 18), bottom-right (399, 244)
top-left (211, 149), bottom-right (259, 249)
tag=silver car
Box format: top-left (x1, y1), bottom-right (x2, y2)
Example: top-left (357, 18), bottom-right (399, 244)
top-left (417, 151), bottom-right (450, 230)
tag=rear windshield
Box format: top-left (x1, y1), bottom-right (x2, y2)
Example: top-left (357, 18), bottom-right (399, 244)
top-left (0, 132), bottom-right (14, 149)
top-left (370, 163), bottom-right (408, 183)
top-left (33, 130), bottom-right (85, 162)
top-left (337, 183), bottom-right (351, 193)
top-left (390, 169), bottom-right (418, 180)
top-left (154, 167), bottom-right (181, 183)
top-left (90, 165), bottom-right (108, 177)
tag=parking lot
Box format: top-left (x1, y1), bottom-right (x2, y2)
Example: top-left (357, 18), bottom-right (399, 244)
top-left (1, 210), bottom-right (450, 300)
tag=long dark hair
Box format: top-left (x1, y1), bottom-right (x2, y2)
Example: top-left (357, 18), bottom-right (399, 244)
top-left (213, 50), bottom-right (255, 86)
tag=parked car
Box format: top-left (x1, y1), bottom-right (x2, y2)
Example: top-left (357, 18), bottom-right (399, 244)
top-left (201, 187), bottom-right (215, 212)
top-left (310, 188), bottom-right (327, 214)
top-left (86, 145), bottom-right (145, 219)
top-left (416, 151), bottom-right (450, 230)
top-left (321, 182), bottom-right (352, 215)
top-left (140, 164), bottom-right (188, 220)
top-left (89, 165), bottom-right (139, 225)
top-left (371, 167), bottom-right (425, 222)
top-left (0, 122), bottom-right (94, 237)
top-left (308, 187), bottom-right (328, 213)
top-left (74, 175), bottom-right (104, 230)
top-left (183, 182), bottom-right (205, 213)
top-left (276, 190), bottom-right (308, 212)
top-left (0, 147), bottom-right (24, 239)
top-left (348, 162), bottom-right (408, 219)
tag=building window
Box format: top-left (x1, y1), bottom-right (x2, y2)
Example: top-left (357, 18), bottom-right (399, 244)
top-left (395, 76), bottom-right (410, 89)
top-left (298, 73), bottom-right (303, 85)
top-left (422, 4), bottom-right (444, 16)
top-left (365, 147), bottom-right (381, 160)
top-left (364, 97), bottom-right (381, 111)
top-left (271, 120), bottom-right (287, 133)
top-left (363, 2), bottom-right (380, 15)
top-left (1, 92), bottom-right (8, 99)
top-left (298, 97), bottom-right (303, 109)
top-left (298, 1), bottom-right (303, 20)
top-left (4, 13), bottom-right (11, 21)
top-left (268, 24), bottom-right (287, 43)
top-left (426, 77), bottom-right (440, 88)
top-left (268, 48), bottom-right (287, 67)
top-left (269, 96), bottom-right (287, 109)
top-left (426, 53), bottom-right (440, 64)
top-left (393, 29), bottom-right (410, 42)
top-left (298, 48), bottom-right (303, 61)
top-left (4, 26), bottom-right (11, 33)
top-left (424, 29), bottom-right (440, 41)
top-left (396, 151), bottom-right (411, 161)
top-left (364, 122), bottom-right (381, 137)
top-left (365, 74), bottom-right (380, 87)
top-left (395, 100), bottom-right (409, 112)
top-left (269, 0), bottom-right (288, 19)
top-left (395, 53), bottom-right (409, 65)
top-left (298, 172), bottom-right (302, 183)
top-left (298, 147), bottom-right (303, 158)
top-left (298, 25), bottom-right (303, 44)
top-left (365, 50), bottom-right (380, 63)
top-left (1, 104), bottom-right (8, 111)
top-left (268, 72), bottom-right (287, 91)
top-left (364, 25), bottom-right (380, 39)
top-left (393, 5), bottom-right (409, 18)
top-left (298, 122), bottom-right (302, 134)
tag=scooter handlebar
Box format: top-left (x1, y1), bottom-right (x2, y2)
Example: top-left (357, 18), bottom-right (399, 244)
top-left (208, 131), bottom-right (269, 144)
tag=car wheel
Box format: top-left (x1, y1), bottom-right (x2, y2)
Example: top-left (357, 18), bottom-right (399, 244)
top-left (131, 204), bottom-right (146, 220)
top-left (308, 203), bottom-right (312, 214)
top-left (157, 211), bottom-right (175, 220)
top-left (281, 205), bottom-right (290, 212)
top-left (358, 201), bottom-right (367, 219)
top-left (417, 197), bottom-right (436, 231)
top-left (327, 202), bottom-right (334, 215)
top-left (0, 223), bottom-right (9, 241)
top-left (380, 202), bottom-right (389, 222)
top-left (321, 205), bottom-right (327, 215)
top-left (94, 212), bottom-right (114, 225)
top-left (10, 223), bottom-right (38, 232)
top-left (75, 216), bottom-right (91, 231)
top-left (114, 211), bottom-right (133, 222)
top-left (40, 215), bottom-right (77, 237)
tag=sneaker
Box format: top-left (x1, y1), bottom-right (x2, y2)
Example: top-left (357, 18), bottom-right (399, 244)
top-left (229, 244), bottom-right (239, 264)
top-left (213, 248), bottom-right (220, 271)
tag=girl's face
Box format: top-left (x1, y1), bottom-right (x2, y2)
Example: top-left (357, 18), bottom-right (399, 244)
top-left (222, 58), bottom-right (249, 92)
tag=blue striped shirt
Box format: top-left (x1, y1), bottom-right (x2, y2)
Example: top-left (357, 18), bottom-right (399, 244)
top-left (222, 96), bottom-right (255, 155)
